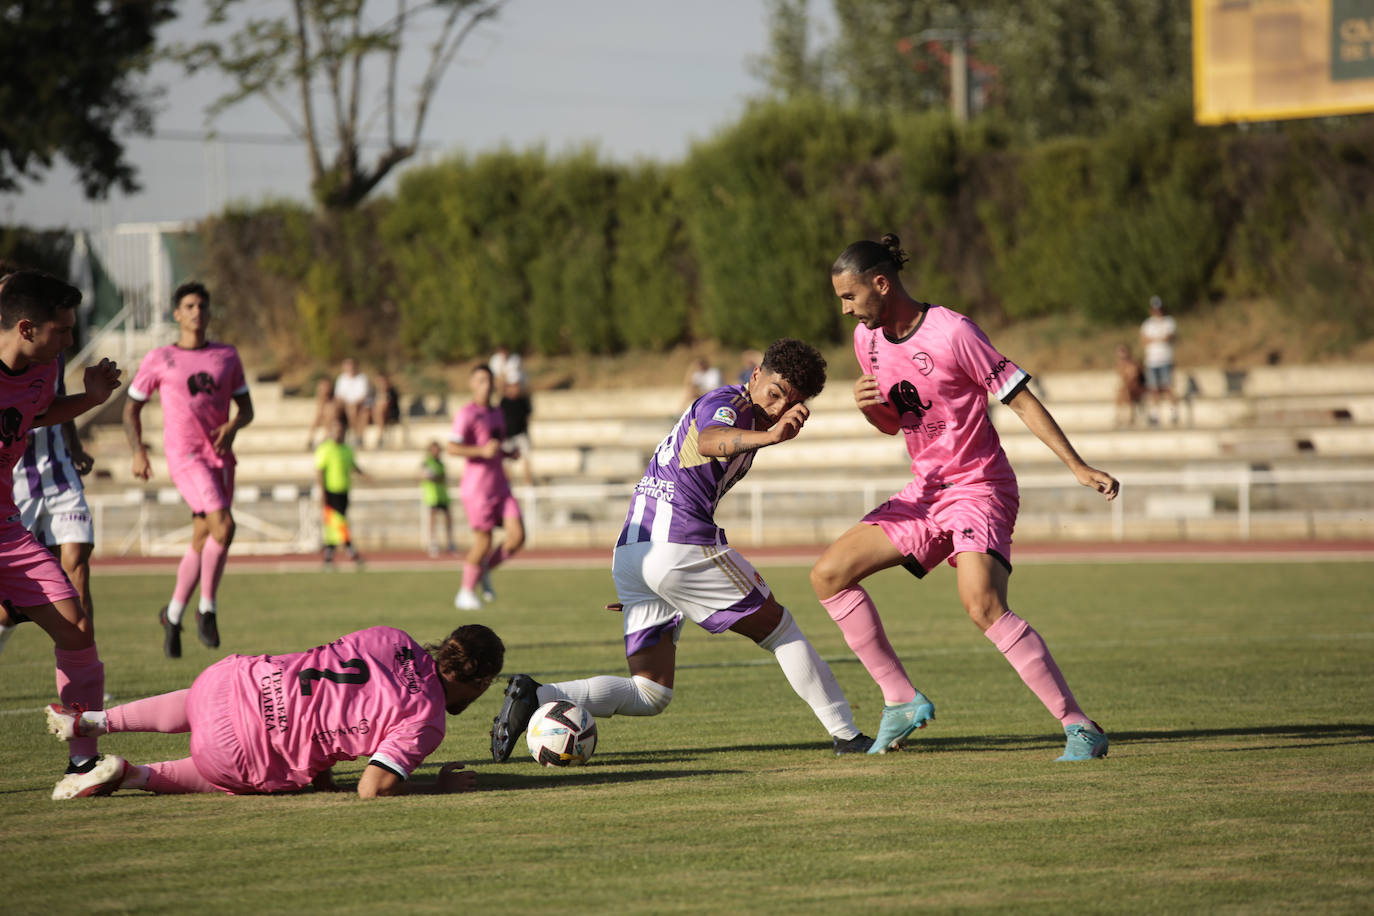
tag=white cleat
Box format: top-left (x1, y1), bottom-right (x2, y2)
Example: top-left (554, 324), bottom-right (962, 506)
top-left (52, 755), bottom-right (129, 800)
top-left (454, 589), bottom-right (482, 611)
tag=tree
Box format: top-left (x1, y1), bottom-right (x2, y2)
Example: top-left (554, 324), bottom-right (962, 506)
top-left (175, 0), bottom-right (507, 211)
top-left (0, 0), bottom-right (176, 199)
top-left (748, 0), bottom-right (824, 99)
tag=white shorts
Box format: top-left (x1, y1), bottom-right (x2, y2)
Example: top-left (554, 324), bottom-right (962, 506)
top-left (611, 540), bottom-right (772, 657)
top-left (16, 487), bottom-right (94, 547)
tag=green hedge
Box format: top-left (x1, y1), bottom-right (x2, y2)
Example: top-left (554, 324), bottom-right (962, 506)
top-left (169, 99), bottom-right (1373, 368)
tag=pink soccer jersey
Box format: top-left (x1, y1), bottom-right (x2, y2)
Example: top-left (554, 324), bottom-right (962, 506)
top-left (229, 626), bottom-right (447, 789)
top-left (129, 342), bottom-right (248, 468)
top-left (449, 402), bottom-right (511, 501)
top-left (0, 359), bottom-right (58, 519)
top-left (855, 306), bottom-right (1029, 495)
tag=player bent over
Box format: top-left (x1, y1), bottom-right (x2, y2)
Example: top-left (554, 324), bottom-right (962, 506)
top-left (491, 338), bottom-right (874, 760)
top-left (813, 234), bottom-right (1116, 759)
top-left (45, 624), bottom-right (505, 798)
top-left (0, 270), bottom-right (122, 798)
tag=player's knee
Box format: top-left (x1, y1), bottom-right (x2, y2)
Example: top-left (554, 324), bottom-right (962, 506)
top-left (961, 593), bottom-right (1004, 630)
top-left (630, 675), bottom-right (673, 715)
top-left (809, 557), bottom-right (845, 598)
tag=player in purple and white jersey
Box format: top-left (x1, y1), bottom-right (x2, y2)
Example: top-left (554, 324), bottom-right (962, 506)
top-left (448, 364), bottom-right (524, 610)
top-left (7, 354), bottom-right (98, 638)
top-left (124, 282), bottom-right (254, 658)
top-left (46, 623), bottom-right (505, 798)
top-left (811, 234), bottom-right (1119, 760)
top-left (490, 339), bottom-right (875, 760)
top-left (0, 270), bottom-right (122, 799)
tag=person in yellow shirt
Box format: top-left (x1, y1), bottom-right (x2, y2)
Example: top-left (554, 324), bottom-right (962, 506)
top-left (315, 418), bottom-right (372, 568)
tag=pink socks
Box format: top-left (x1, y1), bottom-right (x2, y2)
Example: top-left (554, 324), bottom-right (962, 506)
top-left (199, 537), bottom-right (229, 608)
top-left (985, 611), bottom-right (1089, 727)
top-left (106, 689), bottom-right (193, 734)
top-left (54, 645), bottom-right (104, 759)
top-left (142, 758), bottom-right (222, 794)
top-left (819, 587), bottom-right (916, 705)
top-left (486, 546), bottom-right (509, 571)
top-left (172, 546), bottom-right (201, 608)
top-left (462, 563), bottom-right (481, 590)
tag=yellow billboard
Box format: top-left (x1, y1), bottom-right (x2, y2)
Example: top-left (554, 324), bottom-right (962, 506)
top-left (1194, 0), bottom-right (1374, 123)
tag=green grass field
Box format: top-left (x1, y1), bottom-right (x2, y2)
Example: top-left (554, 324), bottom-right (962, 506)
top-left (2, 559), bottom-right (1372, 914)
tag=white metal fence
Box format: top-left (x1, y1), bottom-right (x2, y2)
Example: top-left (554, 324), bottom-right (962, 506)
top-left (85, 465), bottom-right (1374, 557)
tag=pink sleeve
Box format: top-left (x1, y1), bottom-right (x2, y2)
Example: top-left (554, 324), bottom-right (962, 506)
top-left (449, 407), bottom-right (470, 444)
top-left (951, 318), bottom-right (1028, 403)
top-left (370, 714), bottom-right (445, 778)
top-left (129, 352), bottom-right (160, 400)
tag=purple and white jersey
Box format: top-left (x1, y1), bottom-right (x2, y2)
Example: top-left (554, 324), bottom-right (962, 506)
top-left (617, 385), bottom-right (756, 547)
top-left (12, 356), bottom-right (83, 503)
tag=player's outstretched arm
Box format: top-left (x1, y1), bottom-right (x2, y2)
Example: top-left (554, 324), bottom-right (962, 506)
top-left (1007, 387), bottom-right (1120, 501)
top-left (35, 358), bottom-right (122, 428)
top-left (853, 374), bottom-right (901, 436)
top-left (357, 761), bottom-right (476, 798)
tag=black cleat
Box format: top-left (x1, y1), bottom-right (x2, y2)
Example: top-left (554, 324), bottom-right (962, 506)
top-left (833, 733), bottom-right (875, 756)
top-left (159, 606), bottom-right (182, 659)
top-left (196, 610), bottom-right (220, 648)
top-left (490, 674), bottom-right (542, 762)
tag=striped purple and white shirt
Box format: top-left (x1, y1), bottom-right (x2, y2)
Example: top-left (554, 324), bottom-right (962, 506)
top-left (616, 385), bottom-right (757, 548)
top-left (12, 356), bottom-right (83, 504)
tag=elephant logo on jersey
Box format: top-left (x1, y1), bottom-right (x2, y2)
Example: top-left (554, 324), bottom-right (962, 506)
top-left (186, 371), bottom-right (219, 397)
top-left (887, 379), bottom-right (932, 421)
top-left (0, 407), bottom-right (23, 447)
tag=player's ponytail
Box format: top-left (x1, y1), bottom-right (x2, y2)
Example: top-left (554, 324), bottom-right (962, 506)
top-left (831, 234), bottom-right (909, 278)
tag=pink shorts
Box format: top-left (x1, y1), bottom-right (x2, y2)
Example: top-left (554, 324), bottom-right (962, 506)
top-left (170, 458), bottom-right (235, 516)
top-left (187, 655), bottom-right (298, 794)
top-left (863, 480), bottom-right (1020, 577)
top-left (0, 519), bottom-right (79, 609)
top-left (461, 490), bottom-right (521, 532)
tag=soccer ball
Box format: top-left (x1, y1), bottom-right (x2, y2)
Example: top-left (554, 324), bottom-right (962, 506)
top-left (525, 700), bottom-right (598, 767)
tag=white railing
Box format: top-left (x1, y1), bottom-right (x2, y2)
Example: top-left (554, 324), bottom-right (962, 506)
top-left (84, 464), bottom-right (1374, 556)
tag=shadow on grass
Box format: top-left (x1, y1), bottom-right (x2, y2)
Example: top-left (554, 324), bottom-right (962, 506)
top-left (435, 767), bottom-right (742, 792)
top-left (585, 723), bottom-right (1374, 761)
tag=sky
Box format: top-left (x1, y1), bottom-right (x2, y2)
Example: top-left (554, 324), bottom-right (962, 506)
top-left (1, 0), bottom-right (827, 232)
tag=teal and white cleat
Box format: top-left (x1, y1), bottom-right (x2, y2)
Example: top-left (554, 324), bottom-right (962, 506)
top-left (867, 692), bottom-right (936, 754)
top-left (1057, 721), bottom-right (1109, 761)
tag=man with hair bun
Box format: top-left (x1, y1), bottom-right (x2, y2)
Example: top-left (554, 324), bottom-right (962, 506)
top-left (813, 234), bottom-right (1118, 760)
top-left (490, 338), bottom-right (875, 760)
top-left (45, 623), bottom-right (505, 798)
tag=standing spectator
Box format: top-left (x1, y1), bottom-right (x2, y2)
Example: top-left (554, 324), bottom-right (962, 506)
top-left (420, 440), bottom-right (457, 557)
top-left (125, 282), bottom-right (253, 660)
top-left (333, 358), bottom-right (371, 444)
top-left (679, 356), bottom-right (723, 412)
top-left (498, 378), bottom-right (534, 487)
top-left (372, 371), bottom-right (403, 448)
top-left (1113, 343), bottom-right (1145, 428)
top-left (0, 269), bottom-right (122, 799)
top-left (448, 364), bottom-right (524, 610)
top-left (304, 377), bottom-right (342, 450)
top-left (315, 417), bottom-right (370, 569)
top-left (1140, 296), bottom-right (1179, 426)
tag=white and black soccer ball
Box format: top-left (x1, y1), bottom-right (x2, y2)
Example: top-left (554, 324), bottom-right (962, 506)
top-left (525, 700), bottom-right (598, 767)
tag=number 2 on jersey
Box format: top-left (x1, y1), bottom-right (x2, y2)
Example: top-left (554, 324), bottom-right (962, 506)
top-left (298, 658), bottom-right (370, 695)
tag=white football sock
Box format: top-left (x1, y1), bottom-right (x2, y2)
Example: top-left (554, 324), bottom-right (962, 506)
top-left (166, 600), bottom-right (186, 626)
top-left (757, 608), bottom-right (860, 739)
top-left (540, 675), bottom-right (672, 717)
